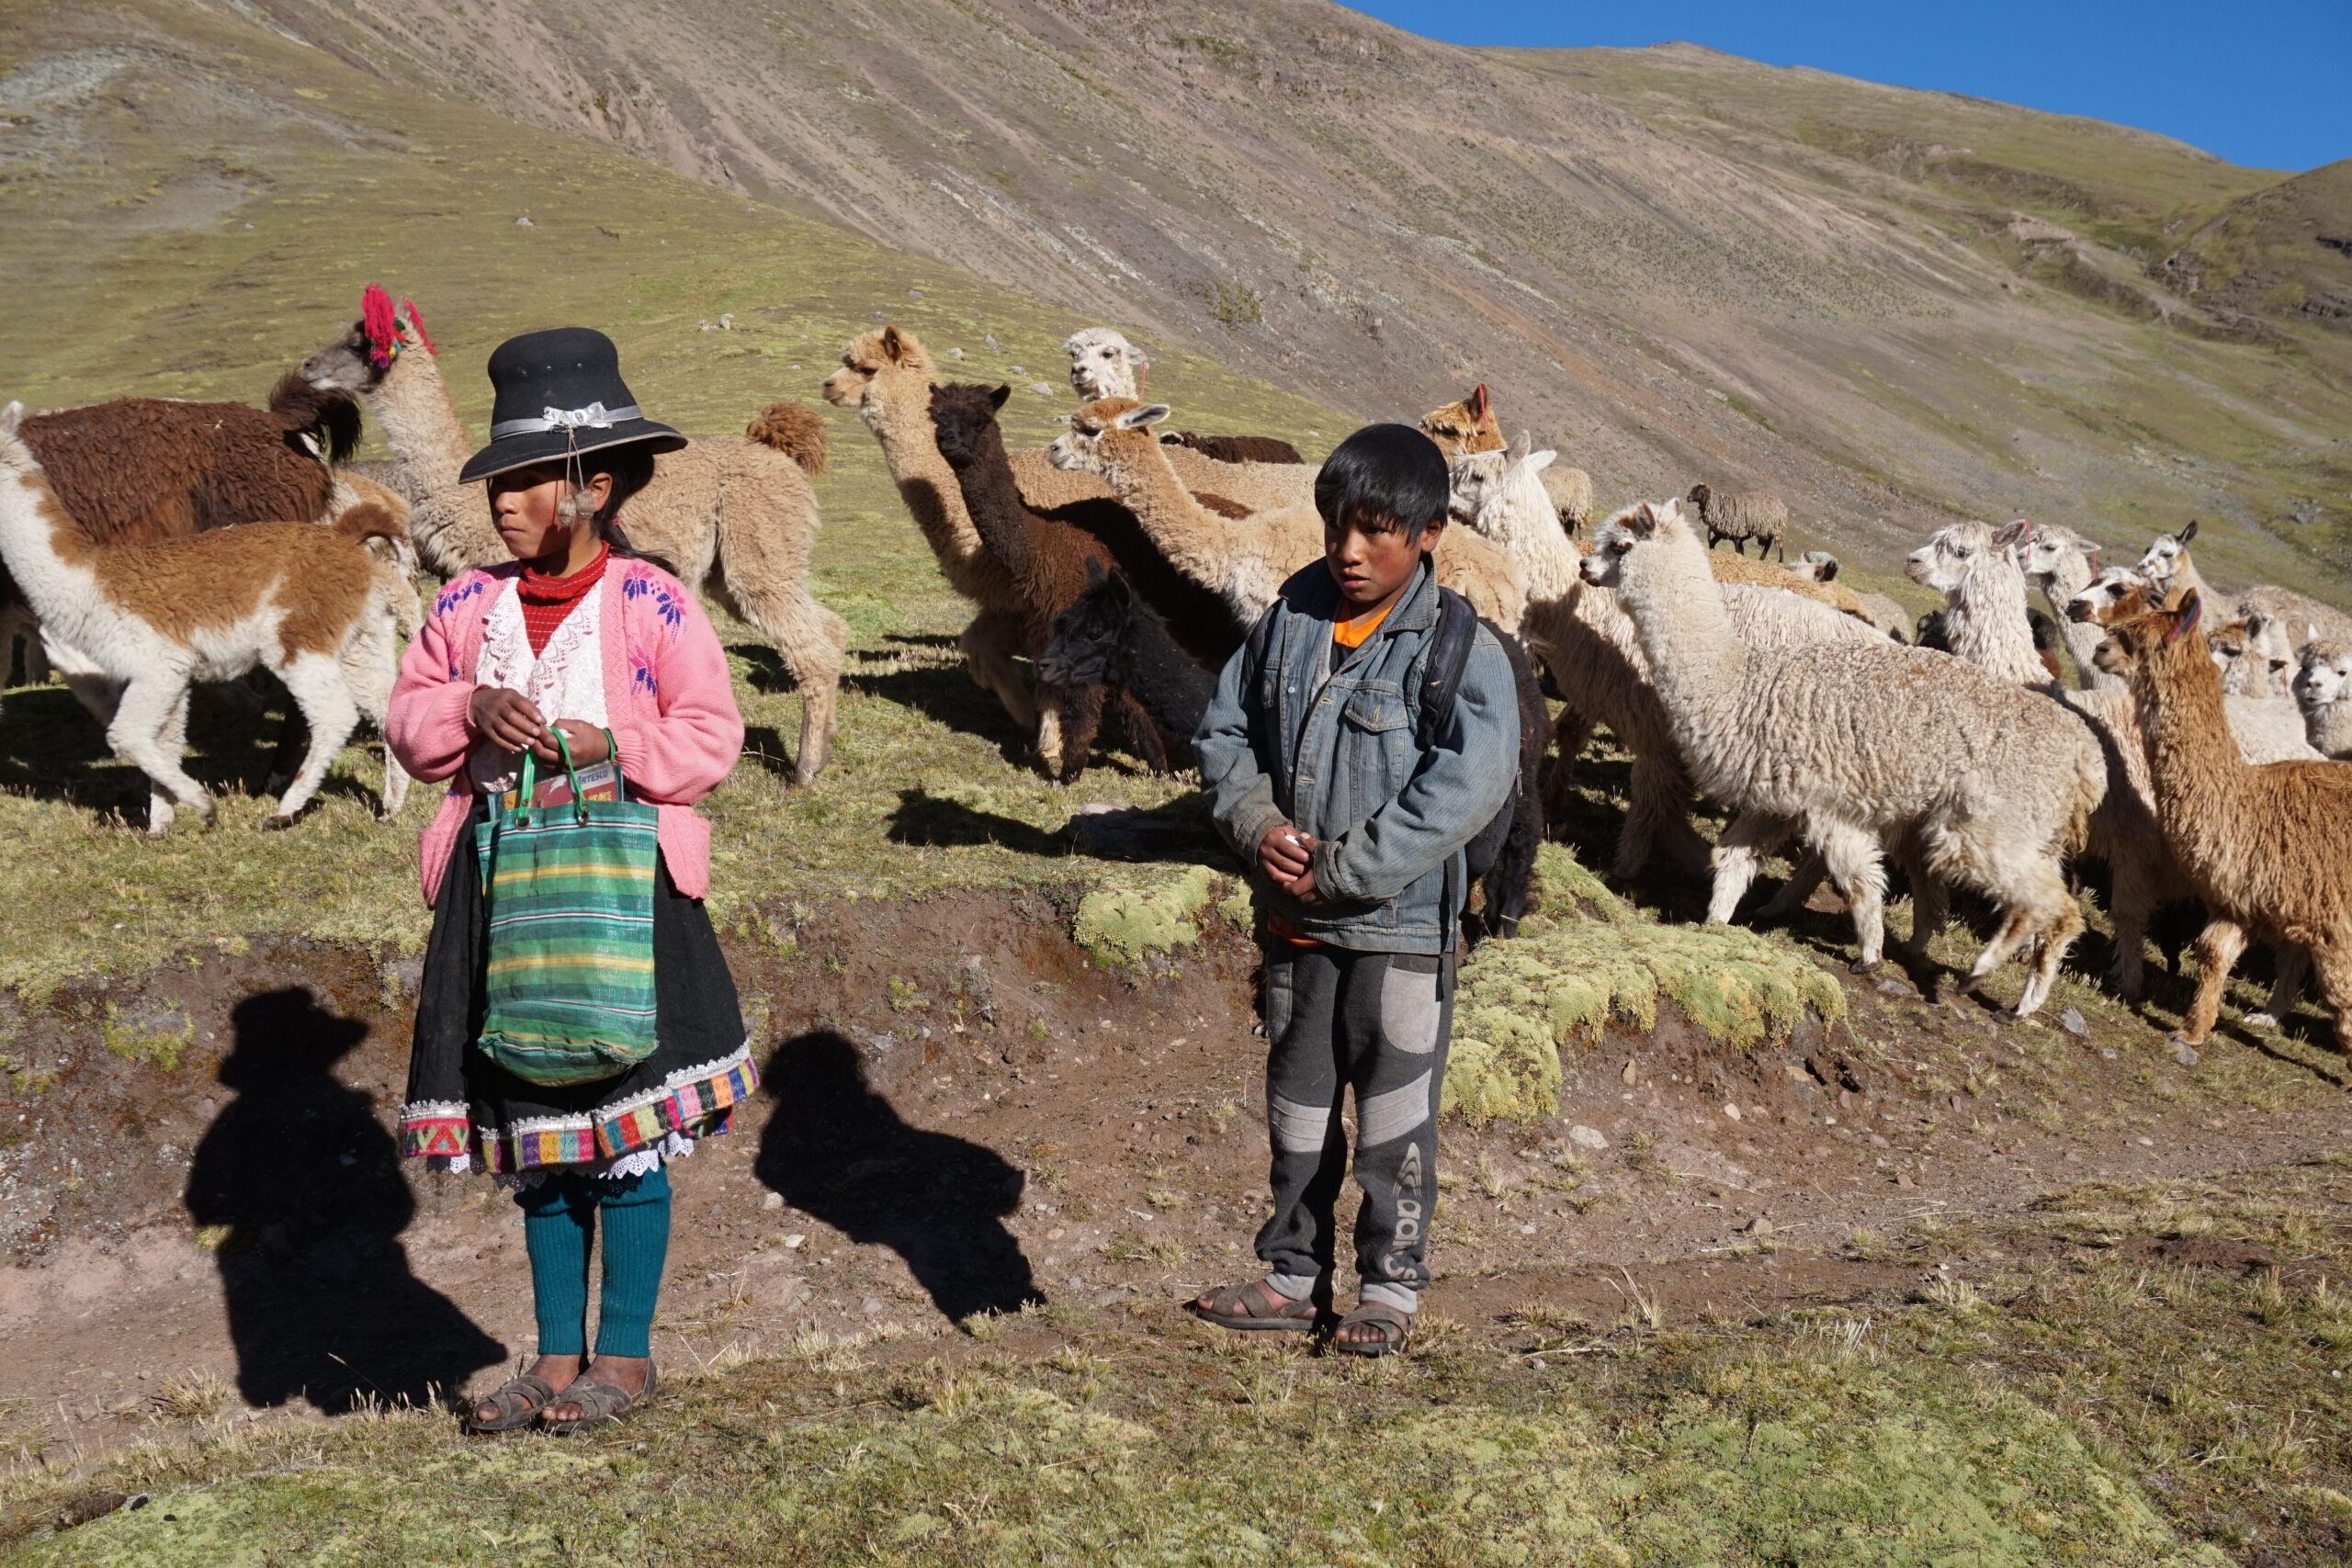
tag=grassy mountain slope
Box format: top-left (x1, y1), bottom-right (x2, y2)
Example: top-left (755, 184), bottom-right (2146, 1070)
top-left (198, 0), bottom-right (2352, 594)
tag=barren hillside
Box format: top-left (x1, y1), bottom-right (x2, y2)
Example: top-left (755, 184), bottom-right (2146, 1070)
top-left (186, 0), bottom-right (2352, 593)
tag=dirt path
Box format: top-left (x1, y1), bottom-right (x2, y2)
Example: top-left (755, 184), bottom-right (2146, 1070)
top-left (0, 888), bottom-right (2344, 1464)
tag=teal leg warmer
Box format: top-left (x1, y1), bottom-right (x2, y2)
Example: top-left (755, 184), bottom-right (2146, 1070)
top-left (591, 1166), bottom-right (673, 1359)
top-left (515, 1176), bottom-right (595, 1358)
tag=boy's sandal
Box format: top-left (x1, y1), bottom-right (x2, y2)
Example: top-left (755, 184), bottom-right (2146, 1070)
top-left (463, 1372), bottom-right (561, 1434)
top-left (543, 1363), bottom-right (659, 1437)
top-left (1187, 1279), bottom-right (1318, 1332)
top-left (1332, 1302), bottom-right (1413, 1359)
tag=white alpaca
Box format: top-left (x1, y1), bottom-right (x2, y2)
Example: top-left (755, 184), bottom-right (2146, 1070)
top-left (1581, 499), bottom-right (2106, 1017)
top-left (2295, 639), bottom-right (2352, 760)
top-left (2013, 522), bottom-right (2117, 689)
top-left (1453, 448), bottom-right (1881, 881)
top-left (1065, 327), bottom-right (1147, 400)
top-left (0, 402), bottom-right (411, 833)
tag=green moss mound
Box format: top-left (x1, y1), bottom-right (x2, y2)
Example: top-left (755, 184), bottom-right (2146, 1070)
top-left (1445, 844), bottom-right (1848, 1122)
top-left (1071, 866), bottom-right (1231, 967)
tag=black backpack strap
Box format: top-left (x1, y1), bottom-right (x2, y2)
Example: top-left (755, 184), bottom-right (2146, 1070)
top-left (1413, 587), bottom-right (1478, 750)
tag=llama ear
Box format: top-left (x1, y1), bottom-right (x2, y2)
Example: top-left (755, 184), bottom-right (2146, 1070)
top-left (1470, 384), bottom-right (1488, 422)
top-left (1115, 403), bottom-right (1170, 430)
top-left (879, 325), bottom-right (908, 363)
top-left (0, 401), bottom-right (18, 438)
top-left (1085, 558), bottom-right (1108, 587)
top-left (1526, 449), bottom-right (1557, 475)
top-left (2167, 591), bottom-right (2203, 645)
top-left (1995, 518), bottom-right (2032, 549)
top-left (989, 385), bottom-right (1012, 410)
top-left (2179, 519), bottom-right (2199, 547)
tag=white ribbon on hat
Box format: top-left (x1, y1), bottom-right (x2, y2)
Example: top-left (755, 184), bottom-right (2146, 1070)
top-left (488, 400), bottom-right (642, 439)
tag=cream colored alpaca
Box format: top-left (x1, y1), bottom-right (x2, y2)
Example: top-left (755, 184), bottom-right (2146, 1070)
top-left (1583, 500), bottom-right (2106, 1017)
top-left (1051, 398), bottom-right (1527, 631)
top-left (2014, 523), bottom-right (2117, 688)
top-left (1453, 448), bottom-right (1880, 880)
top-left (306, 299), bottom-right (847, 784)
top-left (0, 403), bottom-right (410, 832)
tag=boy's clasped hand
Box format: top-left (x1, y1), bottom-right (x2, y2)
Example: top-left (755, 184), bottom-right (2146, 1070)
top-left (1258, 823), bottom-right (1325, 905)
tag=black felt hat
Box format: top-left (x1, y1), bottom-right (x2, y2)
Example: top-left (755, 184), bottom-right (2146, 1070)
top-left (458, 327), bottom-right (686, 484)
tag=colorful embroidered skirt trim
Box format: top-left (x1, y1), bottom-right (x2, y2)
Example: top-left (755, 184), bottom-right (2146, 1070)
top-left (397, 1043), bottom-right (759, 1174)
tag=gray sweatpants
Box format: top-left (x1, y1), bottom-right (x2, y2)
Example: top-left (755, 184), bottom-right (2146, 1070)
top-left (1255, 945), bottom-right (1453, 1314)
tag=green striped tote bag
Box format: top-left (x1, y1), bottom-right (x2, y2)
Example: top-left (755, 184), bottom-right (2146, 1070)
top-left (474, 734), bottom-right (662, 1087)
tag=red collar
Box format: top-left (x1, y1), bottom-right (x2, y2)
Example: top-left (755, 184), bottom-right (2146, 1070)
top-left (518, 542), bottom-right (610, 604)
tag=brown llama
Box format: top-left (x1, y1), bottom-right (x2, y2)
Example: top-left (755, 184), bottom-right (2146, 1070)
top-left (21, 372), bottom-right (361, 545)
top-left (305, 289), bottom-right (849, 784)
top-left (2095, 590), bottom-right (2352, 1056)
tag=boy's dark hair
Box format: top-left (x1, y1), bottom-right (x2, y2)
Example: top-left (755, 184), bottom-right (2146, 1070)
top-left (1313, 423), bottom-right (1450, 544)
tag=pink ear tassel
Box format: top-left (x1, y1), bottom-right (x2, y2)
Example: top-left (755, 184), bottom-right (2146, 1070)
top-left (398, 299), bottom-right (436, 356)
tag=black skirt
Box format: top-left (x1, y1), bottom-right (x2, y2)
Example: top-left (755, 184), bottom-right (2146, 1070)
top-left (399, 800), bottom-right (756, 1176)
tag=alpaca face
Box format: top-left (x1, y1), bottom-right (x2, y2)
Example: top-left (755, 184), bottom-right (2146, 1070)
top-left (1905, 522), bottom-right (1992, 593)
top-left (2017, 526), bottom-right (2098, 588)
top-left (1048, 397), bottom-right (1163, 472)
top-left (2210, 617), bottom-right (2293, 697)
top-left (2295, 644), bottom-right (2352, 713)
top-left (1063, 329), bottom-right (1143, 401)
top-left (927, 383), bottom-right (1010, 471)
top-left (2066, 566), bottom-right (2154, 625)
top-left (302, 322), bottom-right (381, 395)
top-left (1418, 387), bottom-right (1502, 457)
top-left (2136, 525), bottom-right (2196, 587)
top-left (1790, 551), bottom-right (1840, 583)
top-left (821, 326), bottom-right (931, 422)
top-left (1445, 451), bottom-right (1510, 523)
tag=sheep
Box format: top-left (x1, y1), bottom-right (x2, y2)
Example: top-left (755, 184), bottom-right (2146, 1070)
top-left (308, 288), bottom-right (849, 784)
top-left (1451, 450), bottom-right (1885, 883)
top-left (2294, 639), bottom-right (2352, 760)
top-left (2093, 591), bottom-right (2352, 1056)
top-left (2014, 522), bottom-right (2117, 688)
top-left (1060, 327), bottom-right (1306, 463)
top-left (0, 402), bottom-right (412, 832)
top-left (1037, 559), bottom-right (1215, 770)
top-left (1684, 483), bottom-right (1790, 560)
top-left (1580, 498), bottom-right (2106, 1017)
top-left (930, 381), bottom-right (1121, 779)
top-left (1048, 397), bottom-right (1527, 633)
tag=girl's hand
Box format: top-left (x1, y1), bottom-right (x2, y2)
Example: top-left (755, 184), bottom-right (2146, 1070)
top-left (534, 719), bottom-right (612, 766)
top-left (469, 686), bottom-right (548, 753)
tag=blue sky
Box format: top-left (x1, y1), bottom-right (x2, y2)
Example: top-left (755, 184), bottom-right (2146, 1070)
top-left (1345, 2), bottom-right (2349, 173)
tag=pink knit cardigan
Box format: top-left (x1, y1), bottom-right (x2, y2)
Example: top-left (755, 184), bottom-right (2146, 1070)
top-left (387, 557), bottom-right (745, 906)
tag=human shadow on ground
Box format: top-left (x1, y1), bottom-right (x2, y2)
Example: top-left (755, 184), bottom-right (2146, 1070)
top-left (753, 1031), bottom-right (1044, 1323)
top-left (183, 988), bottom-right (503, 1414)
top-left (887, 787), bottom-right (1238, 870)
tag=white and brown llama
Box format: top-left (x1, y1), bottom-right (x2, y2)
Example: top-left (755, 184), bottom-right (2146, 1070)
top-left (0, 401), bottom-right (412, 832)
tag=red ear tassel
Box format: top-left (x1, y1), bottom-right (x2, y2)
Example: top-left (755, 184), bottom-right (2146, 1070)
top-left (398, 299), bottom-right (436, 356)
top-left (361, 284), bottom-right (399, 369)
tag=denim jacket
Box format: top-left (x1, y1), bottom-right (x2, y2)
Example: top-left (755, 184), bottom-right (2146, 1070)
top-left (1194, 558), bottom-right (1520, 954)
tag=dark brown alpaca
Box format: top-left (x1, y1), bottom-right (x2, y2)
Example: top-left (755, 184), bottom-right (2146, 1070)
top-left (931, 382), bottom-right (1117, 780)
top-left (2097, 590), bottom-right (2352, 1055)
top-left (23, 372), bottom-right (360, 545)
top-left (1159, 432), bottom-right (1306, 465)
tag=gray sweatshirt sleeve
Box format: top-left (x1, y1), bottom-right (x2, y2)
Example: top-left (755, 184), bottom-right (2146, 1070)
top-left (1312, 629), bottom-right (1519, 905)
top-left (1195, 638), bottom-right (1289, 863)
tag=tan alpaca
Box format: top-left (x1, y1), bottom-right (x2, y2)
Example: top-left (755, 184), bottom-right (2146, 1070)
top-left (0, 403), bottom-right (411, 832)
top-left (305, 299), bottom-right (848, 784)
top-left (1420, 390), bottom-right (1592, 532)
top-left (819, 325), bottom-right (1313, 742)
top-left (2096, 592), bottom-right (2352, 1056)
top-left (1051, 397), bottom-right (1527, 631)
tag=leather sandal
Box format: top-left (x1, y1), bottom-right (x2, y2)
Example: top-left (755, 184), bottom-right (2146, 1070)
top-left (543, 1362), bottom-right (659, 1437)
top-left (1332, 1301), bottom-right (1413, 1359)
top-left (1187, 1278), bottom-right (1318, 1332)
top-left (463, 1371), bottom-right (561, 1434)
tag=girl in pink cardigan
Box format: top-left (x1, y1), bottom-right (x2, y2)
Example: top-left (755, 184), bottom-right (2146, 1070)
top-left (387, 326), bottom-right (747, 1437)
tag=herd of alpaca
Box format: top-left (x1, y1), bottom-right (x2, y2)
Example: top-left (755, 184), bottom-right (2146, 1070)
top-left (6, 288), bottom-right (2352, 1045)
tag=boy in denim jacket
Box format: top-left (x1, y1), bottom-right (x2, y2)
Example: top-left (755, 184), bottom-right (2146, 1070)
top-left (1190, 423), bottom-right (1520, 1355)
